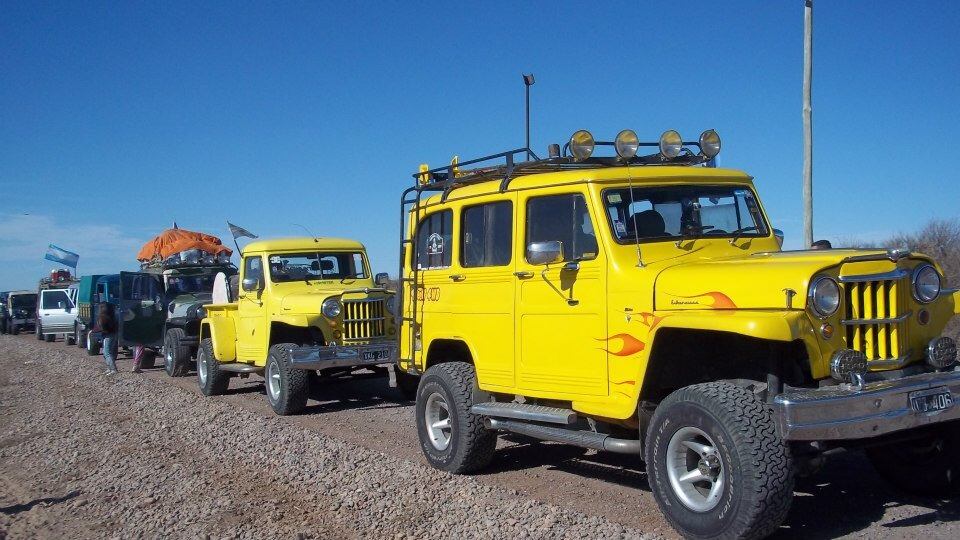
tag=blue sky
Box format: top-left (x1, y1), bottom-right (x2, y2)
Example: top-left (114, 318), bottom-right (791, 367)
top-left (1, 1), bottom-right (958, 290)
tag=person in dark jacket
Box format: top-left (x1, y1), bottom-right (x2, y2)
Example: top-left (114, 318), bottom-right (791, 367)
top-left (97, 302), bottom-right (119, 373)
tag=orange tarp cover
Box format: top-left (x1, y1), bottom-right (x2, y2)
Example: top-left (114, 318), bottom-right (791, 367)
top-left (136, 228), bottom-right (232, 262)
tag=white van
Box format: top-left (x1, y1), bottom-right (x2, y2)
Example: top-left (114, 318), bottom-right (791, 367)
top-left (36, 287), bottom-right (78, 344)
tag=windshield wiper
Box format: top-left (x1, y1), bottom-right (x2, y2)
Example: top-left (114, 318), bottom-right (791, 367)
top-left (729, 226), bottom-right (760, 244)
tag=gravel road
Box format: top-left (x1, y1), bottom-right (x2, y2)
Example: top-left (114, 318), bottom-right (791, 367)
top-left (2, 333), bottom-right (959, 539)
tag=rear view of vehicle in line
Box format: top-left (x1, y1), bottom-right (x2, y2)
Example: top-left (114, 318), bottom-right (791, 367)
top-left (2, 290), bottom-right (38, 335)
top-left (399, 129), bottom-right (960, 539)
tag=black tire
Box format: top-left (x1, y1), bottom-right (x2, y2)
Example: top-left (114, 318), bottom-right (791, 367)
top-left (11, 324), bottom-right (19, 335)
top-left (163, 328), bottom-right (192, 377)
top-left (415, 361), bottom-right (496, 474)
top-left (866, 420), bottom-right (960, 496)
top-left (264, 343), bottom-right (310, 416)
top-left (645, 382), bottom-right (794, 540)
top-left (86, 329), bottom-right (101, 356)
top-left (196, 338), bottom-right (229, 396)
top-left (76, 324), bottom-right (86, 349)
top-left (396, 368), bottom-right (420, 401)
top-left (36, 323), bottom-right (43, 340)
top-left (0, 321), bottom-right (6, 335)
top-left (44, 333), bottom-right (55, 342)
top-left (66, 325), bottom-right (76, 346)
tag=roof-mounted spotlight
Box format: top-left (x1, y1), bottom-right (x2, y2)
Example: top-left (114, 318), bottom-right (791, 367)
top-left (699, 129), bottom-right (721, 159)
top-left (659, 130), bottom-right (683, 159)
top-left (615, 129), bottom-right (640, 159)
top-left (569, 130), bottom-right (595, 161)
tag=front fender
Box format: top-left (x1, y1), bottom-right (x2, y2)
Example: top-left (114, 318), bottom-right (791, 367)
top-left (200, 318), bottom-right (236, 362)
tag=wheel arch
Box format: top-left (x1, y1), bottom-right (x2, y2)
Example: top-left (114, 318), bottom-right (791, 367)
top-left (425, 338), bottom-right (475, 370)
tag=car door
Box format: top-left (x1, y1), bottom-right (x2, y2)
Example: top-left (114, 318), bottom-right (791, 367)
top-left (119, 271), bottom-right (166, 347)
top-left (513, 191), bottom-right (608, 397)
top-left (40, 289), bottom-right (73, 331)
top-left (449, 198), bottom-right (516, 389)
top-left (236, 254), bottom-right (268, 361)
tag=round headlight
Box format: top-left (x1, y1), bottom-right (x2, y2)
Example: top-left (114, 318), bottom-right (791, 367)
top-left (321, 298), bottom-right (342, 318)
top-left (614, 129), bottom-right (639, 159)
top-left (912, 264), bottom-right (941, 303)
top-left (385, 295), bottom-right (397, 315)
top-left (808, 276), bottom-right (840, 318)
top-left (569, 130), bottom-right (595, 161)
top-left (659, 130), bottom-right (683, 159)
top-left (699, 129), bottom-right (721, 159)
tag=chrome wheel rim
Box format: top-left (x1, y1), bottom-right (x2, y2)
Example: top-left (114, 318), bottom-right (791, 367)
top-left (666, 426), bottom-right (726, 512)
top-left (424, 392), bottom-right (452, 451)
top-left (198, 350), bottom-right (208, 385)
top-left (266, 359), bottom-right (281, 403)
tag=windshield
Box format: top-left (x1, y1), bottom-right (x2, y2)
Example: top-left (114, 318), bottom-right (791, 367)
top-left (165, 275), bottom-right (217, 295)
top-left (603, 185), bottom-right (769, 243)
top-left (268, 252), bottom-right (367, 283)
top-left (12, 294), bottom-right (36, 309)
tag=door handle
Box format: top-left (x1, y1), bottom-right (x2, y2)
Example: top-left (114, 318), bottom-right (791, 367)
top-left (513, 271), bottom-right (534, 279)
top-left (448, 274), bottom-right (466, 282)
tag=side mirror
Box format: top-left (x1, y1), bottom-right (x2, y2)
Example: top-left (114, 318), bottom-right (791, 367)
top-left (375, 272), bottom-right (390, 287)
top-left (773, 228), bottom-right (784, 248)
top-left (526, 241), bottom-right (564, 265)
top-left (241, 277), bottom-right (261, 292)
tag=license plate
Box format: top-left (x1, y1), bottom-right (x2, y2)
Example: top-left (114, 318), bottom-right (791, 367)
top-left (909, 387), bottom-right (954, 414)
top-left (361, 348), bottom-right (390, 362)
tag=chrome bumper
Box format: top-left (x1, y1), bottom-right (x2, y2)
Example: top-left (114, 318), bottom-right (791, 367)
top-left (773, 368), bottom-right (960, 441)
top-left (288, 342), bottom-right (397, 370)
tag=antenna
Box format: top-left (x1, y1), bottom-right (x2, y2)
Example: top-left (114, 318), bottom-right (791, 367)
top-left (625, 166), bottom-right (644, 267)
top-left (522, 73), bottom-right (535, 160)
top-left (293, 223), bottom-right (319, 242)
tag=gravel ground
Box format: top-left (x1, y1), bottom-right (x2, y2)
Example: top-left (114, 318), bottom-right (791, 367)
top-left (3, 333), bottom-right (960, 539)
top-left (0, 335), bottom-right (654, 539)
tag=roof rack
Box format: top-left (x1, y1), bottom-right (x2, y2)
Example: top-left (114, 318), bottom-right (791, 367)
top-left (410, 136), bottom-right (712, 195)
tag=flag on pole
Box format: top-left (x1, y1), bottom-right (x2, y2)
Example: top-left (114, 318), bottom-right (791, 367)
top-left (45, 244), bottom-right (79, 268)
top-left (227, 222), bottom-right (258, 240)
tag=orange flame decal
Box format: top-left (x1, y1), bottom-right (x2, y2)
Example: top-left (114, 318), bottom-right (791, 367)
top-left (603, 333), bottom-right (646, 357)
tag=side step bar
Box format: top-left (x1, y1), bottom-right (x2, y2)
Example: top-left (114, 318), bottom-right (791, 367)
top-left (471, 402), bottom-right (577, 424)
top-left (485, 417), bottom-right (641, 455)
top-left (219, 363), bottom-right (262, 374)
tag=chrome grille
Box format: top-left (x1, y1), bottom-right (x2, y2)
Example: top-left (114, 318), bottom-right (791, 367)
top-left (841, 271), bottom-right (910, 366)
top-left (342, 298), bottom-right (387, 341)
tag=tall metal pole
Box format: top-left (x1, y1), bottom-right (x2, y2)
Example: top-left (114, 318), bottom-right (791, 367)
top-left (523, 73), bottom-right (535, 160)
top-left (802, 0), bottom-right (814, 247)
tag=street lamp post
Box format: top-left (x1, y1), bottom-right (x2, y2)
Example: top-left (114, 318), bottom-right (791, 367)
top-left (523, 73), bottom-right (535, 160)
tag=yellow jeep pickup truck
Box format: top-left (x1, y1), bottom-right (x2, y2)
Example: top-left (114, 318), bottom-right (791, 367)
top-left (198, 237), bottom-right (407, 415)
top-left (398, 129), bottom-right (960, 539)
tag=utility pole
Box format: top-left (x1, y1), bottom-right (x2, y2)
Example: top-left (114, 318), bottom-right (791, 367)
top-left (523, 73), bottom-right (535, 160)
top-left (802, 0), bottom-right (814, 247)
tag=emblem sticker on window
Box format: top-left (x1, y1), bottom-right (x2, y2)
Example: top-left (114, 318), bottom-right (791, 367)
top-left (427, 233), bottom-right (444, 255)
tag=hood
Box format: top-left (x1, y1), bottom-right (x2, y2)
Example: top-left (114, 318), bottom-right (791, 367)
top-left (279, 291), bottom-right (341, 313)
top-left (654, 249), bottom-right (920, 311)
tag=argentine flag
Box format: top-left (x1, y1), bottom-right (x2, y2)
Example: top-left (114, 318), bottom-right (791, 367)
top-left (45, 244), bottom-right (79, 268)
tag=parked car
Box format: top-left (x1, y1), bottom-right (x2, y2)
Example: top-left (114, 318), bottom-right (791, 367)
top-left (399, 129), bottom-right (960, 539)
top-left (2, 290), bottom-right (38, 335)
top-left (197, 237), bottom-right (405, 415)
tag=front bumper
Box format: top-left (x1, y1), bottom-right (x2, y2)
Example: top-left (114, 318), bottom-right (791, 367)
top-left (288, 342), bottom-right (398, 370)
top-left (774, 368), bottom-right (960, 441)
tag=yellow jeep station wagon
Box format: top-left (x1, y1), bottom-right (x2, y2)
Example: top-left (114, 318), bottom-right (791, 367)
top-left (198, 237), bottom-right (401, 415)
top-left (398, 130), bottom-right (960, 539)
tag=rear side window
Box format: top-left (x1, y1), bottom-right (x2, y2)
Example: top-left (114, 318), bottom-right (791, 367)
top-left (244, 256), bottom-right (263, 283)
top-left (414, 210), bottom-right (453, 270)
top-left (42, 290), bottom-right (70, 310)
top-left (525, 194), bottom-right (598, 262)
top-left (461, 201), bottom-right (512, 268)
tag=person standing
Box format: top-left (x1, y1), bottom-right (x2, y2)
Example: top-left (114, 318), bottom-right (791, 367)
top-left (97, 302), bottom-right (119, 374)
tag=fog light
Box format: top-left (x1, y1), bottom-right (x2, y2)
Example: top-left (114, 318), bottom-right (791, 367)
top-left (659, 130), bottom-right (683, 159)
top-left (926, 337), bottom-right (958, 369)
top-left (333, 330), bottom-right (342, 339)
top-left (569, 130), bottom-right (595, 161)
top-left (830, 349), bottom-right (868, 383)
top-left (699, 129), bottom-right (721, 158)
top-left (615, 129), bottom-right (640, 159)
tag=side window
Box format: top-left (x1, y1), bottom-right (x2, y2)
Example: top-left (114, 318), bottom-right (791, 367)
top-left (414, 210), bottom-right (453, 270)
top-left (461, 201), bottom-right (512, 268)
top-left (244, 256), bottom-right (263, 283)
top-left (42, 290), bottom-right (70, 310)
top-left (525, 194), bottom-right (598, 262)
